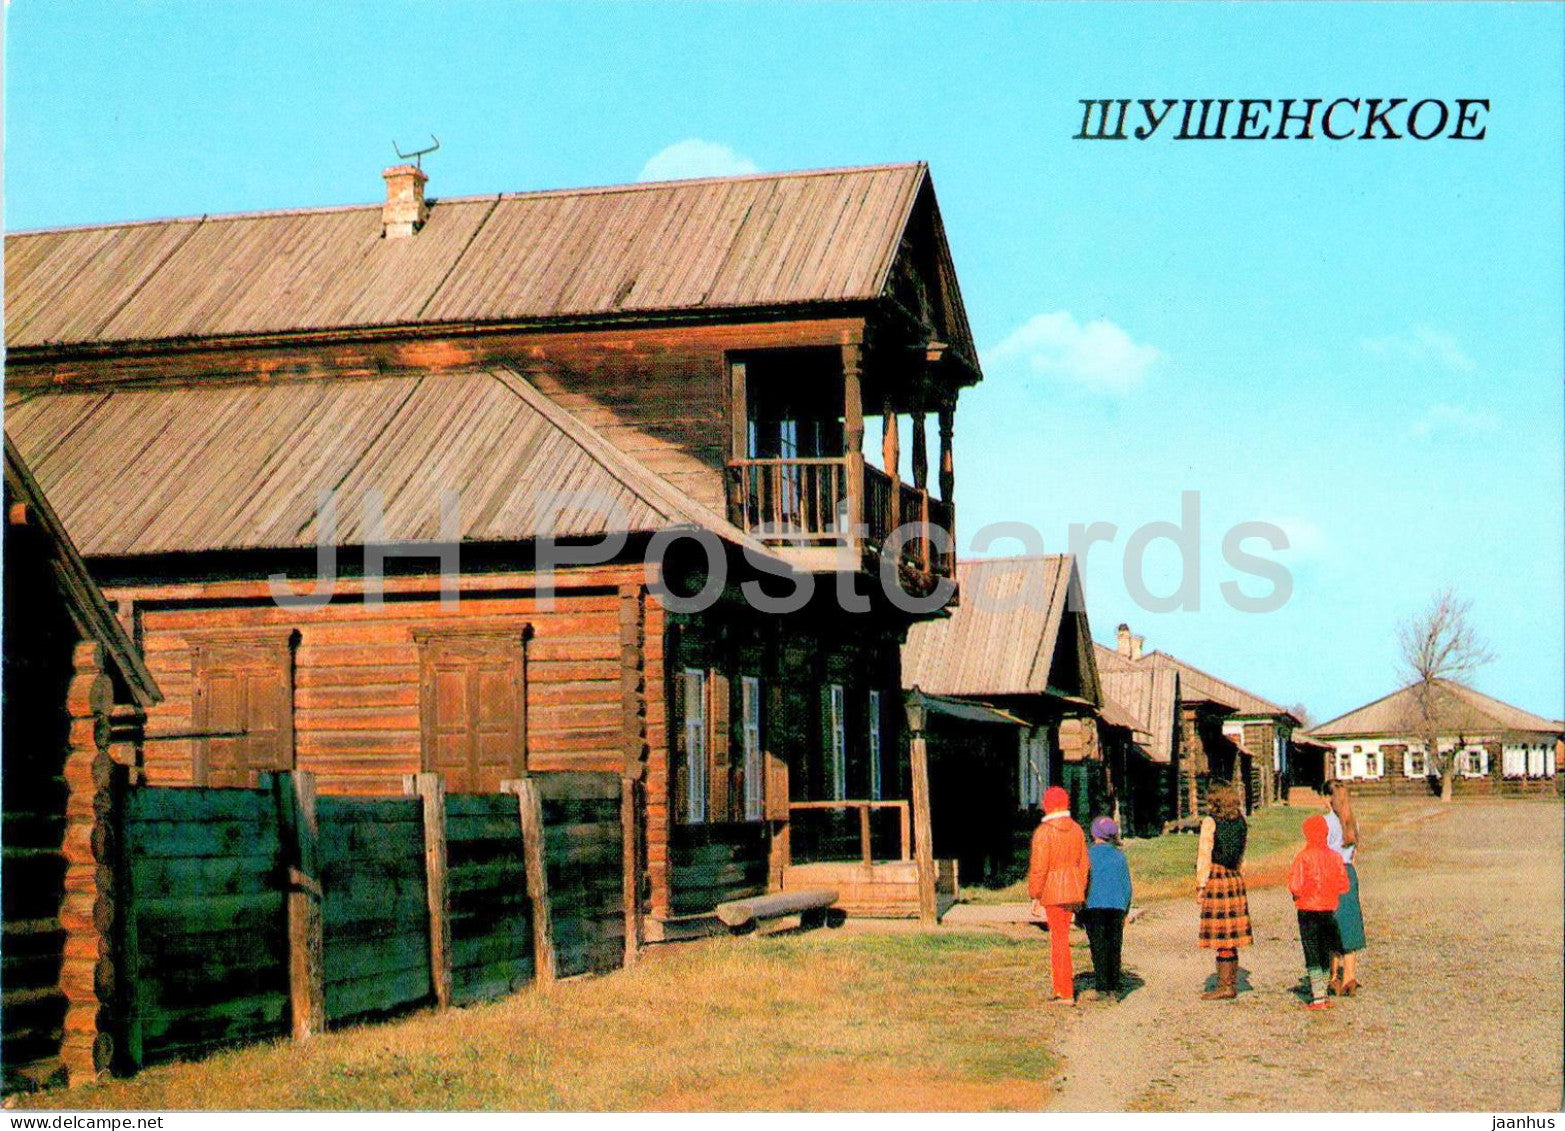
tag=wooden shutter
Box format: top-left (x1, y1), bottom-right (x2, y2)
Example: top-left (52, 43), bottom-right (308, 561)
top-left (190, 628), bottom-right (299, 788)
top-left (414, 625), bottom-right (531, 793)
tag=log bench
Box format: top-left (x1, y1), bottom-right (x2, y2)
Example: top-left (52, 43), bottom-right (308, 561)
top-left (714, 889), bottom-right (839, 934)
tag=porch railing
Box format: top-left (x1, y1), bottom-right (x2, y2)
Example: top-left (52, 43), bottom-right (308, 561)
top-left (726, 456), bottom-right (953, 577)
top-left (787, 799), bottom-right (911, 865)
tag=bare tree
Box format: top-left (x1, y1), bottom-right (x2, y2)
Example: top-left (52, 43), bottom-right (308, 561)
top-left (1287, 702), bottom-right (1314, 730)
top-left (1397, 586), bottom-right (1495, 802)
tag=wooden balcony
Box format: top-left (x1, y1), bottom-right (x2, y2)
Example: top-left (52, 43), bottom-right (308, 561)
top-left (726, 457), bottom-right (955, 581)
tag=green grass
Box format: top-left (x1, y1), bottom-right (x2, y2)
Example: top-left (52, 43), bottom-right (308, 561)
top-left (24, 932), bottom-right (1063, 1112)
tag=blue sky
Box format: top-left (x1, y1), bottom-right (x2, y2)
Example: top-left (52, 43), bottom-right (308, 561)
top-left (6, 2), bottom-right (1562, 722)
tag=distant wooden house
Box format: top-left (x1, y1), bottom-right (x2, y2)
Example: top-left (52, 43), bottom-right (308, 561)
top-left (1310, 679), bottom-right (1562, 796)
top-left (4, 161), bottom-right (981, 942)
top-left (1097, 625), bottom-right (1302, 818)
top-left (1095, 664), bottom-right (1180, 836)
top-left (900, 556), bottom-right (1105, 886)
top-left (3, 439), bottom-right (161, 1089)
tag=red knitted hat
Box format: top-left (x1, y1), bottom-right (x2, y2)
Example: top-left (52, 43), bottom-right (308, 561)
top-left (1043, 786), bottom-right (1070, 814)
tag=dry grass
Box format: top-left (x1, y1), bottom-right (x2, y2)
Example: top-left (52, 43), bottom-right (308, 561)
top-left (24, 932), bottom-right (1062, 1111)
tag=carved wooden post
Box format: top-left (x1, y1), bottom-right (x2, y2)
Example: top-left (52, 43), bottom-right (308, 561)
top-left (58, 642), bottom-right (119, 1083)
top-left (938, 402), bottom-right (956, 573)
top-left (842, 341), bottom-right (865, 545)
top-left (882, 394), bottom-right (901, 532)
top-left (905, 689), bottom-right (938, 926)
top-left (405, 773), bottom-right (451, 1008)
top-left (911, 410), bottom-right (928, 492)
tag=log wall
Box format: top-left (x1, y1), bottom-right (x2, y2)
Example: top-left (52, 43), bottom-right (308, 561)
top-left (122, 577), bottom-right (638, 793)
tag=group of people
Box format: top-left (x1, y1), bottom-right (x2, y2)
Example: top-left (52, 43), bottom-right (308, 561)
top-left (1026, 781), bottom-right (1367, 1009)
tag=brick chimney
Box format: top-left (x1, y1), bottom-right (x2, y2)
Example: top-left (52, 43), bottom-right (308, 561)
top-left (382, 164), bottom-right (429, 238)
top-left (1116, 623), bottom-right (1144, 661)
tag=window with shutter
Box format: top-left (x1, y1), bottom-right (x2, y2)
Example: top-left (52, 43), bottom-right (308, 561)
top-left (189, 628), bottom-right (299, 788)
top-left (413, 625), bottom-right (530, 793)
top-left (741, 676), bottom-right (764, 821)
top-left (681, 668), bottom-right (709, 823)
top-left (826, 684), bottom-right (846, 800)
top-left (867, 689), bottom-right (883, 802)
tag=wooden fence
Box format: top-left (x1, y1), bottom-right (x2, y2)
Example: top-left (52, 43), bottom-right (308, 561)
top-left (112, 769), bottom-right (632, 1073)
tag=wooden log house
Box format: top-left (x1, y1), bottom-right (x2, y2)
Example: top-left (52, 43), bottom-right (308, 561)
top-left (1097, 625), bottom-right (1303, 819)
top-left (1309, 679), bottom-right (1563, 797)
top-left (899, 556), bottom-right (1109, 888)
top-left (4, 161), bottom-right (983, 944)
top-left (2, 439), bottom-right (162, 1089)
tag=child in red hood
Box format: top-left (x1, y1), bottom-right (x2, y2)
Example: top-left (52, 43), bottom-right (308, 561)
top-left (1289, 814), bottom-right (1351, 1011)
top-left (1028, 786), bottom-right (1089, 1004)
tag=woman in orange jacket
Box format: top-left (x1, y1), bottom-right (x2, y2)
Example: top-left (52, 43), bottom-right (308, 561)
top-left (1028, 786), bottom-right (1090, 1004)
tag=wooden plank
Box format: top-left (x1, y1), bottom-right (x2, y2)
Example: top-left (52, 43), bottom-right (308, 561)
top-left (125, 786), bottom-right (273, 823)
top-left (909, 727), bottom-right (938, 926)
top-left (275, 771), bottom-right (325, 1039)
top-left (504, 779), bottom-right (554, 984)
top-left (113, 764), bottom-right (144, 1071)
top-left (324, 965), bottom-right (431, 1022)
top-left (621, 777), bottom-right (640, 966)
top-left (406, 773), bottom-right (450, 1009)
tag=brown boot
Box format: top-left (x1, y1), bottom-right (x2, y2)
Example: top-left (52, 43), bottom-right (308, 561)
top-left (1201, 955), bottom-right (1238, 1000)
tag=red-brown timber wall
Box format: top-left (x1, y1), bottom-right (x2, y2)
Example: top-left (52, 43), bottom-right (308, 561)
top-left (115, 570), bottom-right (651, 795)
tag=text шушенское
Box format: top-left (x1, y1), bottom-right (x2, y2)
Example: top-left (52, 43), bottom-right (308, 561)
top-left (1075, 98), bottom-right (1489, 141)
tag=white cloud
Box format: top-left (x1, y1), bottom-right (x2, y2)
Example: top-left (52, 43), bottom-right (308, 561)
top-left (985, 311), bottom-right (1162, 394)
top-left (1411, 402), bottom-right (1501, 438)
top-left (637, 139), bottom-right (759, 183)
top-left (1271, 516), bottom-right (1328, 560)
top-left (1362, 325), bottom-right (1477, 373)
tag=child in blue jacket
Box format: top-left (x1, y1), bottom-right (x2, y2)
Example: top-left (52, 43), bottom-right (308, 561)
top-left (1081, 816), bottom-right (1133, 1001)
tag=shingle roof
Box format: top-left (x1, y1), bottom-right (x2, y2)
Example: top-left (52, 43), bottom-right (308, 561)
top-left (1095, 642), bottom-right (1292, 720)
top-left (903, 555), bottom-right (1096, 699)
top-left (6, 163), bottom-right (975, 364)
top-left (4, 366), bottom-right (758, 558)
top-left (1310, 679), bottom-right (1564, 740)
top-left (1097, 667), bottom-right (1179, 763)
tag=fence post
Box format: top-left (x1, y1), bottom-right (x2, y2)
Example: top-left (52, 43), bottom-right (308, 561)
top-left (621, 777), bottom-right (642, 966)
top-left (275, 770), bottom-right (324, 1038)
top-left (503, 778), bottom-right (555, 985)
top-left (405, 773), bottom-right (452, 1008)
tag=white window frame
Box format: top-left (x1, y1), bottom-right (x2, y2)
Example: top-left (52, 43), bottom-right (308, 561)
top-left (1019, 729), bottom-right (1047, 810)
top-left (683, 668), bottom-right (708, 823)
top-left (741, 676), bottom-right (764, 821)
top-left (868, 690), bottom-right (883, 801)
top-left (1405, 748), bottom-right (1426, 778)
top-left (1503, 745), bottom-right (1527, 779)
top-left (1462, 747), bottom-right (1488, 778)
top-left (1527, 743), bottom-right (1546, 779)
top-left (828, 683), bottom-right (847, 800)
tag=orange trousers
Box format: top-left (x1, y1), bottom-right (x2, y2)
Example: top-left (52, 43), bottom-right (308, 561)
top-left (1045, 905), bottom-right (1075, 1000)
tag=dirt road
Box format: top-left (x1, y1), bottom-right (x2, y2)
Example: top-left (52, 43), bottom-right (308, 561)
top-left (1047, 799), bottom-right (1563, 1112)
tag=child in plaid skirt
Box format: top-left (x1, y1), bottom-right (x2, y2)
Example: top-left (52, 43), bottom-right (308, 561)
top-left (1195, 786), bottom-right (1251, 1000)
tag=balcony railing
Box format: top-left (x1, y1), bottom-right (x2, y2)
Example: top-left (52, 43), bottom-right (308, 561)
top-left (726, 456), bottom-right (954, 578)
